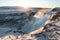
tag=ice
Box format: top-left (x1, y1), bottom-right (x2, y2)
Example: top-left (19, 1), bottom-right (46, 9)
top-left (0, 7), bottom-right (60, 40)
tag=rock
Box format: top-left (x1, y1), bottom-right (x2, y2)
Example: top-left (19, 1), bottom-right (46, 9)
top-left (55, 22), bottom-right (60, 27)
top-left (0, 38), bottom-right (2, 40)
top-left (56, 31), bottom-right (60, 35)
top-left (9, 35), bottom-right (16, 40)
top-left (0, 7), bottom-right (60, 40)
top-left (17, 35), bottom-right (22, 40)
top-left (2, 36), bottom-right (10, 40)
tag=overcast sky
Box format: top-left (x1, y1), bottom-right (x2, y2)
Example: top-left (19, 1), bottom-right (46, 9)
top-left (0, 0), bottom-right (60, 7)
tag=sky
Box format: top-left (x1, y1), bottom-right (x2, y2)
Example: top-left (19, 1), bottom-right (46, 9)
top-left (0, 0), bottom-right (60, 8)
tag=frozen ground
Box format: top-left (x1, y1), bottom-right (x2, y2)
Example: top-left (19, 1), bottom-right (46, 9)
top-left (0, 8), bottom-right (60, 40)
top-left (0, 15), bottom-right (59, 40)
top-left (0, 17), bottom-right (60, 40)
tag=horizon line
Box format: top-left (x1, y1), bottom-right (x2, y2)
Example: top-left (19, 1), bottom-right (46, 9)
top-left (0, 6), bottom-right (60, 8)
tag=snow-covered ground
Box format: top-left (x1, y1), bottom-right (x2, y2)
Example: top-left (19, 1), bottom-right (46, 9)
top-left (0, 8), bottom-right (60, 40)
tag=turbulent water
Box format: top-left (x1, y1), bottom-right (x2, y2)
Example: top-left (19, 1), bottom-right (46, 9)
top-left (21, 15), bottom-right (51, 33)
top-left (0, 7), bottom-right (60, 40)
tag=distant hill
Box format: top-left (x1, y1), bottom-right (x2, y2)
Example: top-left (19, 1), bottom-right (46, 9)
top-left (52, 7), bottom-right (60, 12)
top-left (0, 6), bottom-right (20, 10)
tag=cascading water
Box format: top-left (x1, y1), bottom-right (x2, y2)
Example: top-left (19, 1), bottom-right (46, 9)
top-left (21, 11), bottom-right (53, 34)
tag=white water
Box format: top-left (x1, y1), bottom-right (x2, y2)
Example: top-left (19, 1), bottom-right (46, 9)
top-left (0, 8), bottom-right (60, 40)
top-left (21, 12), bottom-right (52, 33)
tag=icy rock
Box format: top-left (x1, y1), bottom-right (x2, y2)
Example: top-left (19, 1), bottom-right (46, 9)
top-left (55, 22), bottom-right (60, 26)
top-left (2, 36), bottom-right (10, 40)
top-left (56, 31), bottom-right (60, 35)
top-left (0, 38), bottom-right (2, 40)
top-left (17, 34), bottom-right (37, 40)
top-left (9, 35), bottom-right (16, 40)
top-left (17, 35), bottom-right (22, 40)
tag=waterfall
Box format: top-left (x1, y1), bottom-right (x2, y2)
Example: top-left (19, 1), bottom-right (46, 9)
top-left (21, 13), bottom-right (51, 33)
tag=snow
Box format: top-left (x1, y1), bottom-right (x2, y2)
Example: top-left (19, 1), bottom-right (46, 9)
top-left (0, 8), bottom-right (60, 40)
